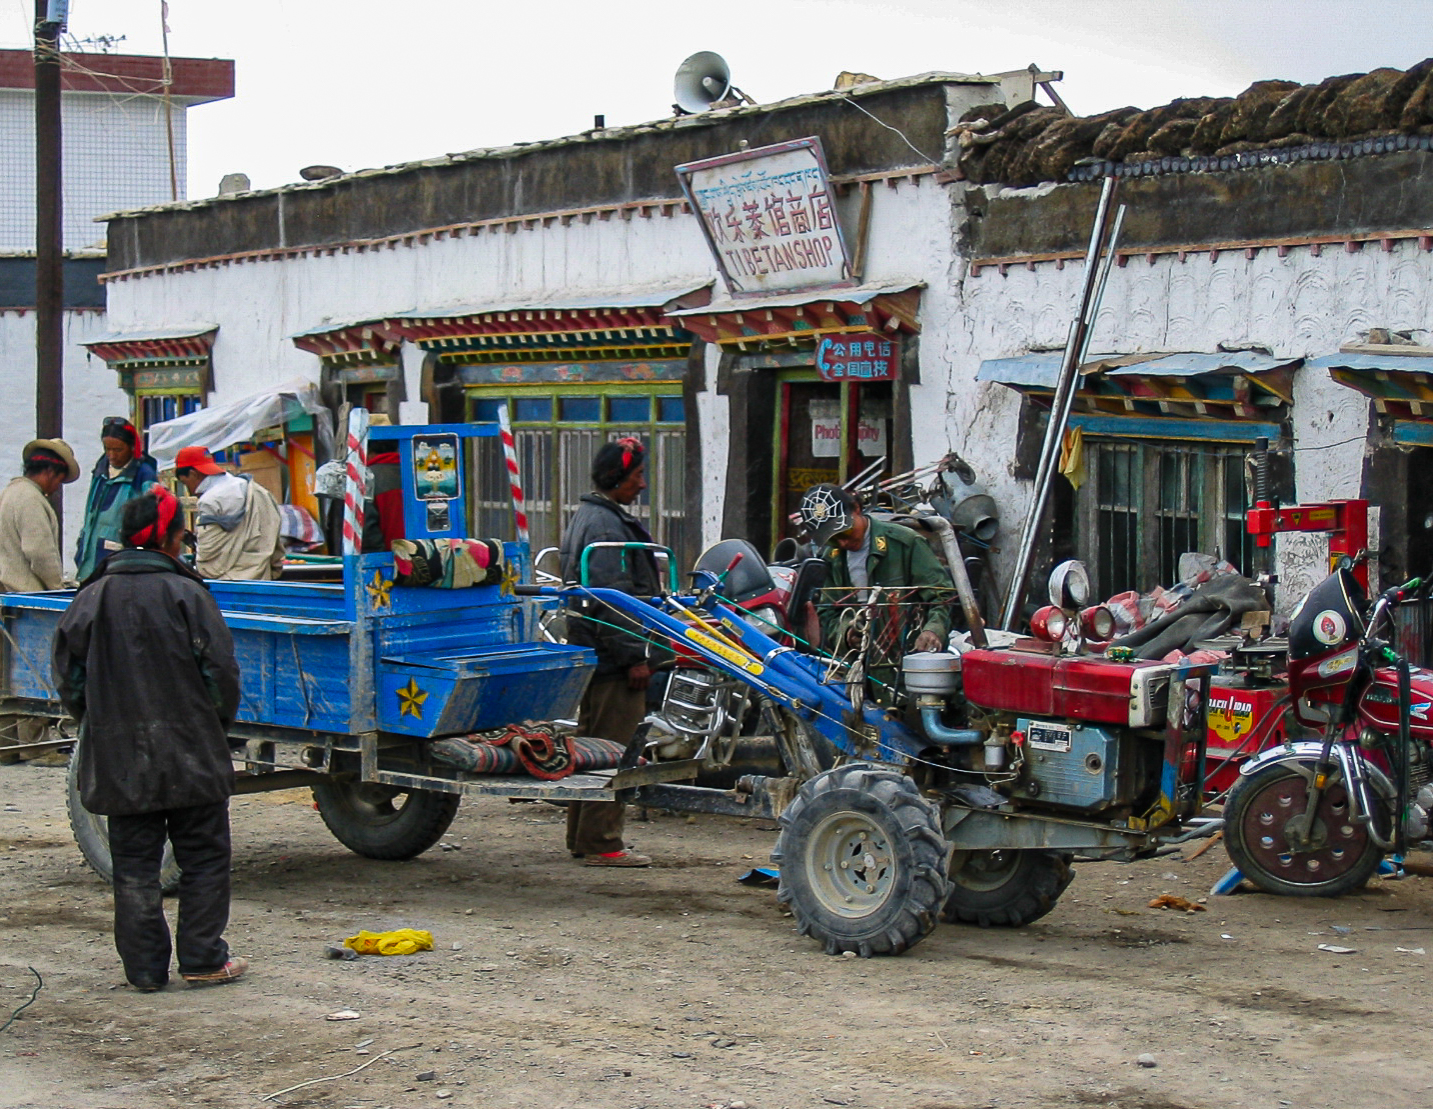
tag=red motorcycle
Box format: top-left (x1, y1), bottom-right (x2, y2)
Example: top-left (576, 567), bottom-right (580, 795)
top-left (1224, 567), bottom-right (1433, 896)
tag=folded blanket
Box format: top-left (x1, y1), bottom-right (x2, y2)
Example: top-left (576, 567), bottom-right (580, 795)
top-left (391, 538), bottom-right (504, 588)
top-left (430, 724), bottom-right (640, 779)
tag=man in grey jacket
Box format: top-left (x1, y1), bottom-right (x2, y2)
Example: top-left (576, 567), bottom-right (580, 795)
top-left (0, 439), bottom-right (78, 592)
top-left (54, 487), bottom-right (246, 991)
top-left (558, 437), bottom-right (668, 867)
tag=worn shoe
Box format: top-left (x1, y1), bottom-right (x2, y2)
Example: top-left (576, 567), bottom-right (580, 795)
top-left (182, 957), bottom-right (248, 986)
top-left (129, 978), bottom-right (167, 993)
top-left (584, 851), bottom-right (651, 868)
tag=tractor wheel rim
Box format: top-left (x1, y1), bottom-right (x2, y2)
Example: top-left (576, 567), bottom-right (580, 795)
top-left (949, 849), bottom-right (1020, 892)
top-left (806, 809), bottom-right (896, 918)
top-left (350, 783), bottom-right (408, 821)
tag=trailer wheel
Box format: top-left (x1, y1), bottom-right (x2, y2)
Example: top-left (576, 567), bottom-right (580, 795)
top-left (313, 780), bottom-right (460, 860)
top-left (67, 739), bottom-right (181, 893)
top-left (772, 764), bottom-right (951, 957)
top-left (941, 850), bottom-right (1073, 927)
top-left (1224, 761), bottom-right (1383, 897)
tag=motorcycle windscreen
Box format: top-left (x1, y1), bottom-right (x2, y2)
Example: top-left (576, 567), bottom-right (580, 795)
top-left (695, 539), bottom-right (778, 604)
top-left (1288, 567), bottom-right (1367, 661)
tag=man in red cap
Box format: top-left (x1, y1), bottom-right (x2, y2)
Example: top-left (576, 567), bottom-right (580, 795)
top-left (174, 446), bottom-right (284, 580)
top-left (54, 487), bottom-right (246, 991)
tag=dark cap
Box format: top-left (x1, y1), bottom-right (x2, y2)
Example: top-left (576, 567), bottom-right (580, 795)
top-left (799, 483), bottom-right (858, 545)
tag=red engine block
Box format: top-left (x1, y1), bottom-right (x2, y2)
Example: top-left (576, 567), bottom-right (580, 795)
top-left (960, 646), bottom-right (1175, 728)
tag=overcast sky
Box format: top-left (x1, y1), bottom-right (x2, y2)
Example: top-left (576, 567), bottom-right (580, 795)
top-left (2, 0), bottom-right (1430, 196)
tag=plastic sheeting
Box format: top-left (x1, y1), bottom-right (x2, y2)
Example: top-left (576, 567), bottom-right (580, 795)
top-left (146, 378), bottom-right (333, 469)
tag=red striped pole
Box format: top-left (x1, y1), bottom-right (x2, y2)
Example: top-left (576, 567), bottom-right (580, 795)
top-left (341, 407), bottom-right (370, 556)
top-left (496, 403), bottom-right (529, 547)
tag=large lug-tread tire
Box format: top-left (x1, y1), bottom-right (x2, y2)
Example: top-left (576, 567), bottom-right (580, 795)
top-left (1224, 760), bottom-right (1384, 897)
top-left (772, 764), bottom-right (951, 957)
top-left (941, 849), bottom-right (1073, 927)
top-left (67, 740), bottom-right (181, 893)
top-left (312, 779), bottom-right (460, 861)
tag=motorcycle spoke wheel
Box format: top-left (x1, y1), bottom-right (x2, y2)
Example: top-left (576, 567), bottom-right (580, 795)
top-left (1226, 763), bottom-right (1384, 897)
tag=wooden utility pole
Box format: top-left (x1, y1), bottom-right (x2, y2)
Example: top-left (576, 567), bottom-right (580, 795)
top-left (33, 0), bottom-right (64, 448)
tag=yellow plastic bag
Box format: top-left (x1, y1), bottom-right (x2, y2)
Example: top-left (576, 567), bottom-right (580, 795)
top-left (343, 928), bottom-right (434, 956)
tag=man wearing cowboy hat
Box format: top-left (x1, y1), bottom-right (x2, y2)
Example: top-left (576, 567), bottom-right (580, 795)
top-left (0, 438), bottom-right (79, 592)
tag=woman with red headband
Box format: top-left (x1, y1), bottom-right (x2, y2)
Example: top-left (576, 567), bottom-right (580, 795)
top-left (74, 415), bottom-right (159, 580)
top-left (54, 486), bottom-right (246, 991)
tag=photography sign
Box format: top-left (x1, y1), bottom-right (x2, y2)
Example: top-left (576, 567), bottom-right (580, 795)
top-left (676, 137), bottom-right (854, 296)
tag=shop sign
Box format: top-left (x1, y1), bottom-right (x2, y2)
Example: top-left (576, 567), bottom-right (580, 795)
top-left (676, 137), bottom-right (854, 296)
top-left (809, 399), bottom-right (842, 458)
top-left (856, 417), bottom-right (887, 455)
top-left (815, 333), bottom-right (897, 382)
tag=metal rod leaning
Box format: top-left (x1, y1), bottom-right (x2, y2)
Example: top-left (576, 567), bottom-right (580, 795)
top-left (1000, 176), bottom-right (1121, 628)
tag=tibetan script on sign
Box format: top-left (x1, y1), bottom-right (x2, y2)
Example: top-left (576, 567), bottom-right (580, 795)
top-left (676, 137), bottom-right (854, 297)
top-left (815, 333), bottom-right (897, 382)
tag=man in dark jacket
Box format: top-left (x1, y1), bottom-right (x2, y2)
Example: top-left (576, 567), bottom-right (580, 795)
top-left (558, 437), bottom-right (668, 867)
top-left (53, 487), bottom-right (246, 991)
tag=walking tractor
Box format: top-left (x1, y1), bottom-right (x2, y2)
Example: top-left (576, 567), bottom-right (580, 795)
top-left (0, 420), bottom-right (1221, 958)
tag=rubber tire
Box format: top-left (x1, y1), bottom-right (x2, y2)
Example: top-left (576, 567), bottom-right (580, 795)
top-left (772, 764), bottom-right (951, 957)
top-left (313, 779), bottom-right (460, 861)
top-left (1224, 760), bottom-right (1384, 897)
top-left (66, 740), bottom-right (181, 893)
top-left (941, 849), bottom-right (1074, 927)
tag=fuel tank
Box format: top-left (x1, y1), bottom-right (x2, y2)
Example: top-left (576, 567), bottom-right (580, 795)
top-left (1357, 664), bottom-right (1433, 742)
top-left (960, 646), bottom-right (1175, 728)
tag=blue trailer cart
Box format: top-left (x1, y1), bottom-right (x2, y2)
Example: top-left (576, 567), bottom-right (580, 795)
top-left (0, 424), bottom-right (717, 886)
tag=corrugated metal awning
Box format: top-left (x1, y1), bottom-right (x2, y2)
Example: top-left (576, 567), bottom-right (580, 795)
top-left (978, 350), bottom-right (1299, 422)
top-left (83, 325), bottom-right (218, 365)
top-left (667, 281), bottom-right (924, 347)
top-left (1314, 350), bottom-right (1433, 419)
top-left (290, 282), bottom-right (713, 364)
top-left (391, 280), bottom-right (712, 322)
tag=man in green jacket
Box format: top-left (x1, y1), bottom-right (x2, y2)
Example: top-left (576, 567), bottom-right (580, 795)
top-left (799, 483), bottom-right (952, 700)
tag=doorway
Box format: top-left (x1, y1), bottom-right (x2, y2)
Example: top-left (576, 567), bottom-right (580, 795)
top-left (773, 375), bottom-right (895, 544)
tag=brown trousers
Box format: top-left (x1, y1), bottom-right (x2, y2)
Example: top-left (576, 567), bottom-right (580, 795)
top-left (565, 674), bottom-right (647, 856)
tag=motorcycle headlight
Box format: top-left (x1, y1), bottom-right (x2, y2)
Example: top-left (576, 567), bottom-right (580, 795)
top-left (1048, 560), bottom-right (1092, 609)
top-left (1030, 605), bottom-right (1067, 641)
top-left (1081, 605), bottom-right (1116, 641)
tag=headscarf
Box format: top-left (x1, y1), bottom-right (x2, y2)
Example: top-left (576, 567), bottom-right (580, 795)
top-left (100, 415), bottom-right (141, 456)
top-left (591, 437), bottom-right (645, 491)
top-left (125, 484), bottom-right (181, 550)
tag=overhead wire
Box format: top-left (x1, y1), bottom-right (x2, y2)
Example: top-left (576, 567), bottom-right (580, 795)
top-left (835, 94), bottom-right (942, 165)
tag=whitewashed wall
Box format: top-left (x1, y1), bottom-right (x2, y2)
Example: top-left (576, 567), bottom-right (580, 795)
top-left (103, 178), bottom-right (957, 553)
top-left (0, 308), bottom-right (132, 570)
top-left (950, 228), bottom-right (1433, 607)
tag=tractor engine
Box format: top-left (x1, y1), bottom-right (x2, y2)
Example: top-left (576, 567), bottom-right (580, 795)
top-left (910, 647), bottom-right (1179, 812)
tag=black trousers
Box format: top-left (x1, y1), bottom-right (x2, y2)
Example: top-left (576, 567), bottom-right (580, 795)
top-left (107, 801), bottom-right (232, 986)
top-left (565, 675), bottom-right (648, 856)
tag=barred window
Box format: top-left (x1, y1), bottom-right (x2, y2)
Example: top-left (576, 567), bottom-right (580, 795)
top-left (1078, 437), bottom-right (1253, 598)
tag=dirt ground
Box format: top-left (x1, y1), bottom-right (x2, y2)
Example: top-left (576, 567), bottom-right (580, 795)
top-left (3, 760), bottom-right (1433, 1109)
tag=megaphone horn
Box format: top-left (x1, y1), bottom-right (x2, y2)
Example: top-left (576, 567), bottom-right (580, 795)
top-left (674, 51), bottom-right (732, 114)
